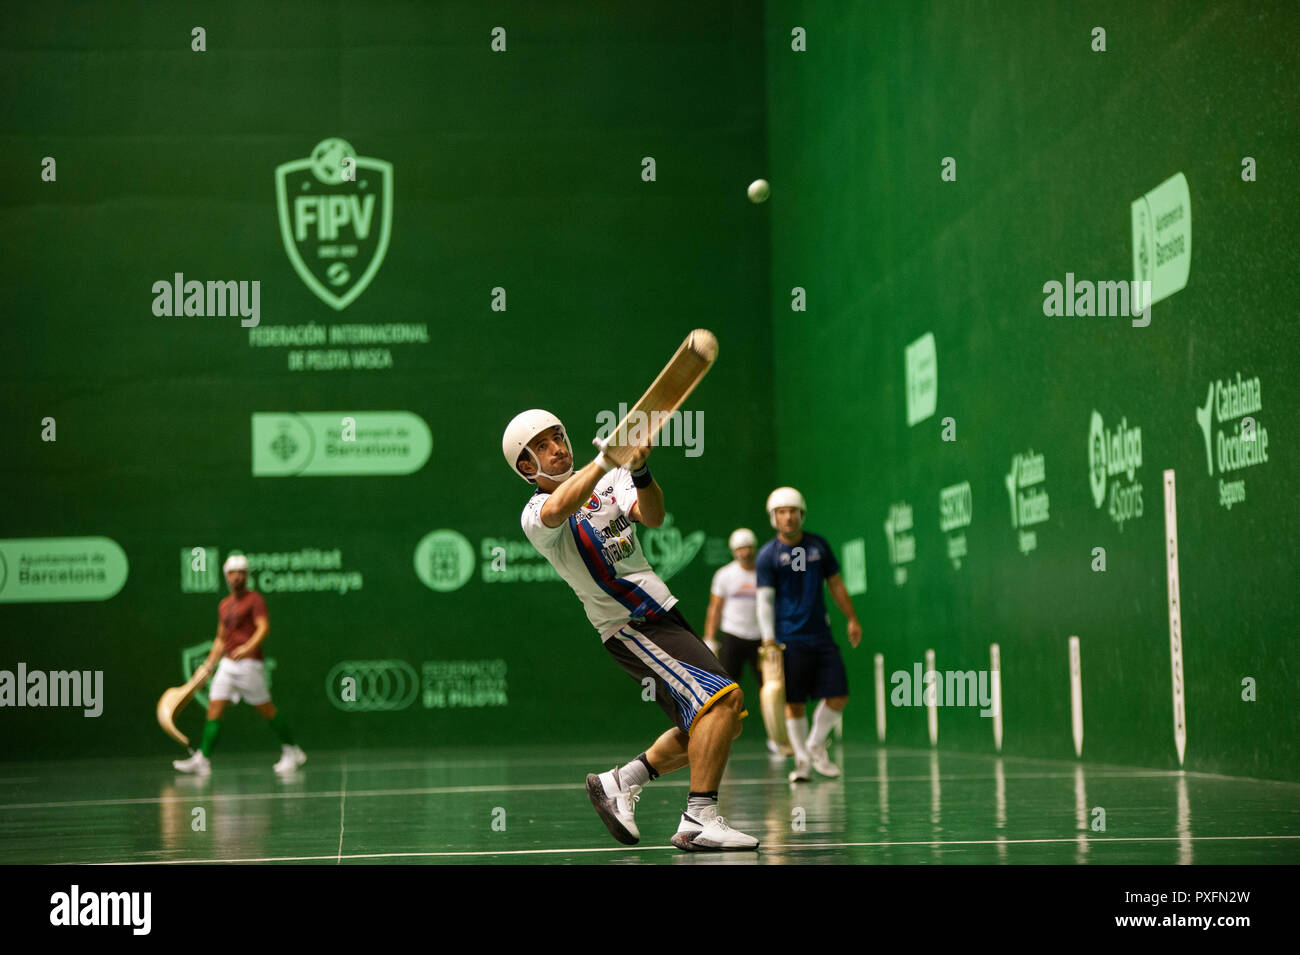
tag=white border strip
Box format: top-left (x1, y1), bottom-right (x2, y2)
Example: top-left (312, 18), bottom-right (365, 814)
top-left (990, 643), bottom-right (1003, 752)
top-left (874, 653), bottom-right (886, 742)
top-left (925, 648), bottom-right (938, 745)
top-left (1164, 468), bottom-right (1187, 765)
top-left (1069, 635), bottom-right (1083, 757)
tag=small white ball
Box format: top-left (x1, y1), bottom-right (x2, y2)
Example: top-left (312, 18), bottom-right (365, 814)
top-left (747, 179), bottom-right (771, 203)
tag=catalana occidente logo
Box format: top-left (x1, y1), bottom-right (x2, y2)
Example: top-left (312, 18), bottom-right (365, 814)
top-left (275, 138), bottom-right (393, 310)
top-left (1005, 450), bottom-right (1049, 554)
top-left (1195, 372), bottom-right (1270, 510)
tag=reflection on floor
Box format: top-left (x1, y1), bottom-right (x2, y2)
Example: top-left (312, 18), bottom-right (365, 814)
top-left (1, 744), bottom-right (1297, 864)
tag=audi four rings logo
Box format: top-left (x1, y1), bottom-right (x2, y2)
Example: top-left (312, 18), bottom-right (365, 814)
top-left (326, 660), bottom-right (419, 711)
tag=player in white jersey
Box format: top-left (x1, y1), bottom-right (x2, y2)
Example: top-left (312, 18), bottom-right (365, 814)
top-left (502, 409), bottom-right (758, 852)
top-left (703, 528), bottom-right (788, 755)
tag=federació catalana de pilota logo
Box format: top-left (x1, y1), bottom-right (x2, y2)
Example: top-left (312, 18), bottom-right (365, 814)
top-left (275, 138), bottom-right (393, 310)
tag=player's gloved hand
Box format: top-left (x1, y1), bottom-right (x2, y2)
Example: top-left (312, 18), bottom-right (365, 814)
top-left (591, 436), bottom-right (613, 473)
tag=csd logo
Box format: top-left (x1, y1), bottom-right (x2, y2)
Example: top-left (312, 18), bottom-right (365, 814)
top-left (326, 660), bottom-right (419, 711)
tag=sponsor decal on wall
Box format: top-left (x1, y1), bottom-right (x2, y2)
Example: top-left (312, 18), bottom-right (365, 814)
top-left (1131, 172), bottom-right (1192, 312)
top-left (938, 481), bottom-right (972, 568)
top-left (884, 502), bottom-right (915, 585)
top-left (1005, 451), bottom-right (1050, 554)
top-left (905, 332), bottom-right (937, 427)
top-left (1195, 372), bottom-right (1270, 510)
top-left (1088, 411), bottom-right (1144, 530)
top-left (841, 538), bottom-right (867, 594)
top-left (0, 538), bottom-right (128, 603)
top-left (275, 138), bottom-right (393, 311)
top-left (251, 412), bottom-right (432, 476)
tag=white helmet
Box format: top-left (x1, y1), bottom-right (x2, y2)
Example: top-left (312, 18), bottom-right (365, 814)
top-left (502, 409), bottom-right (574, 484)
top-left (223, 553), bottom-right (249, 574)
top-left (765, 486), bottom-right (806, 529)
top-left (728, 528), bottom-right (757, 551)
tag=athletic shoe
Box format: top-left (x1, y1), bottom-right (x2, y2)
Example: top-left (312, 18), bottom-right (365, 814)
top-left (670, 812), bottom-right (759, 851)
top-left (173, 750), bottom-right (211, 775)
top-left (808, 741), bottom-right (841, 778)
top-left (788, 755), bottom-right (812, 783)
top-left (586, 767), bottom-right (641, 845)
top-left (766, 737), bottom-right (794, 757)
top-left (273, 745), bottom-right (307, 773)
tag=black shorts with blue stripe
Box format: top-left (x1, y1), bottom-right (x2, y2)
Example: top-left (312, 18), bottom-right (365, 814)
top-left (781, 633), bottom-right (849, 704)
top-left (604, 607), bottom-right (744, 736)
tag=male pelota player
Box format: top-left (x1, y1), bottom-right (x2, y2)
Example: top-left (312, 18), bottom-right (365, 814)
top-left (757, 487), bottom-right (861, 782)
top-left (172, 554), bottom-right (305, 776)
top-left (503, 409), bottom-right (757, 851)
top-left (703, 528), bottom-right (789, 755)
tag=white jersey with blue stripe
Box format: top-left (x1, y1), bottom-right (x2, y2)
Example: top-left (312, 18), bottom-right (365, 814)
top-left (521, 467), bottom-right (678, 641)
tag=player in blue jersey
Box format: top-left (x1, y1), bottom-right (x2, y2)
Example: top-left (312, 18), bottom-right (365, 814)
top-left (755, 487), bottom-right (862, 782)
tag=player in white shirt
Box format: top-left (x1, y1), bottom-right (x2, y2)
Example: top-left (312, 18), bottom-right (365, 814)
top-left (703, 528), bottom-right (789, 756)
top-left (502, 409), bottom-right (758, 852)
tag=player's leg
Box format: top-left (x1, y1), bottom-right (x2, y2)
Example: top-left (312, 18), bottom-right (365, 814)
top-left (591, 632), bottom-right (700, 845)
top-left (173, 674), bottom-right (230, 774)
top-left (685, 686), bottom-right (743, 791)
top-left (804, 641), bottom-right (850, 777)
top-left (234, 661), bottom-right (304, 773)
top-left (599, 610), bottom-right (757, 850)
top-left (782, 643), bottom-right (816, 782)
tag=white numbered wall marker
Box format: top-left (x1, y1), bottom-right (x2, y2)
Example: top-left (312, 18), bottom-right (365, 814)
top-left (1068, 635), bottom-right (1083, 757)
top-left (874, 653), bottom-right (886, 742)
top-left (925, 648), bottom-right (938, 745)
top-left (990, 643), bottom-right (1003, 752)
top-left (1164, 469), bottom-right (1187, 765)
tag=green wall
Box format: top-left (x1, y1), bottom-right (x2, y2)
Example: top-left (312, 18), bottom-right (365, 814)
top-left (0, 1), bottom-right (771, 759)
top-left (766, 0), bottom-right (1299, 779)
top-left (4, 0), bottom-right (1296, 784)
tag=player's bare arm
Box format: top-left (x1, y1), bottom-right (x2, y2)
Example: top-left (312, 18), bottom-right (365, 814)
top-left (628, 443), bottom-right (664, 526)
top-left (538, 458), bottom-right (612, 527)
top-left (230, 616), bottom-right (269, 661)
top-left (703, 592), bottom-right (725, 640)
top-left (825, 573), bottom-right (863, 647)
top-left (201, 624), bottom-right (227, 674)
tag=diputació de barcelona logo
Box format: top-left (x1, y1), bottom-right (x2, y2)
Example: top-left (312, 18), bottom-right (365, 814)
top-left (275, 138), bottom-right (393, 310)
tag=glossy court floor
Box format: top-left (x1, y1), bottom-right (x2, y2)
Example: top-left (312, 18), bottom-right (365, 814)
top-left (1, 742), bottom-right (1297, 864)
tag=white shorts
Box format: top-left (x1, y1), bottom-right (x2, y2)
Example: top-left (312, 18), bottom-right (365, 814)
top-left (209, 657), bottom-right (271, 706)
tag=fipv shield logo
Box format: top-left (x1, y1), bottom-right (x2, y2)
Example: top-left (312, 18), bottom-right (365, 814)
top-left (275, 138), bottom-right (393, 310)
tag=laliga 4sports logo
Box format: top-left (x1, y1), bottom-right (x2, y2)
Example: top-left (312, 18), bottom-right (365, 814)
top-left (276, 138), bottom-right (393, 310)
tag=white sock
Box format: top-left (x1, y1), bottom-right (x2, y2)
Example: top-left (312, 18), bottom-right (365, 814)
top-left (686, 793), bottom-right (718, 822)
top-left (807, 700), bottom-right (840, 750)
top-left (618, 758), bottom-right (650, 790)
top-left (786, 715), bottom-right (810, 760)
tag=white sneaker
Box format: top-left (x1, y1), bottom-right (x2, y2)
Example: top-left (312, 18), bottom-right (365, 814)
top-left (671, 812), bottom-right (759, 851)
top-left (766, 737), bottom-right (794, 757)
top-left (586, 767), bottom-right (641, 845)
top-left (809, 741), bottom-right (841, 778)
top-left (273, 745), bottom-right (306, 773)
top-left (173, 750), bottom-right (211, 775)
top-left (788, 755), bottom-right (812, 783)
